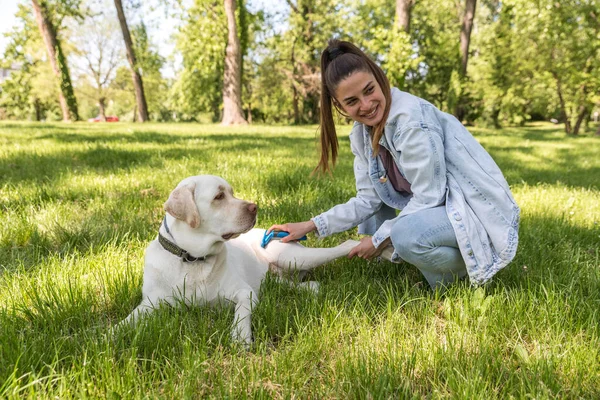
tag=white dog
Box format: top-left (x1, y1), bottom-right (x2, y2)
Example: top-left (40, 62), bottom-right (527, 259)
top-left (121, 175), bottom-right (362, 344)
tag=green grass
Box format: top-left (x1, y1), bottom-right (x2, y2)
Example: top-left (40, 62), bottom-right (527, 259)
top-left (0, 121), bottom-right (598, 398)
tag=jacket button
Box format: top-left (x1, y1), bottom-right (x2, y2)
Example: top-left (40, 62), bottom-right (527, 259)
top-left (454, 214), bottom-right (462, 221)
top-left (468, 250), bottom-right (474, 257)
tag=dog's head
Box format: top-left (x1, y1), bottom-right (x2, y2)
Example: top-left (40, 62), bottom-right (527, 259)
top-left (164, 175), bottom-right (257, 240)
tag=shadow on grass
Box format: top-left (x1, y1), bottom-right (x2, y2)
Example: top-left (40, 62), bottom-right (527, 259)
top-left (0, 133), bottom-right (316, 185)
top-left (472, 123), bottom-right (598, 140)
top-left (495, 211), bottom-right (599, 283)
top-left (487, 144), bottom-right (599, 189)
top-left (467, 124), bottom-right (599, 189)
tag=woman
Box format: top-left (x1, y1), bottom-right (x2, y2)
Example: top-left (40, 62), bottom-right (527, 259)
top-left (269, 39), bottom-right (520, 288)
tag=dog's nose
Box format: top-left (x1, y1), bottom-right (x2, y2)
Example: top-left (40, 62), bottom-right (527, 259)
top-left (248, 203), bottom-right (257, 215)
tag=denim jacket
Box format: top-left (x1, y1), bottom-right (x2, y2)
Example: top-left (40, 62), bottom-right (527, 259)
top-left (311, 88), bottom-right (520, 285)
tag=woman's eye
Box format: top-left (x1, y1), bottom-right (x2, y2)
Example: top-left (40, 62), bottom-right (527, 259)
top-left (366, 86), bottom-right (374, 94)
top-left (214, 193), bottom-right (225, 200)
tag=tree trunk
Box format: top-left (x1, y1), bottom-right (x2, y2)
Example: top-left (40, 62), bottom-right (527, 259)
top-left (34, 97), bottom-right (42, 121)
top-left (572, 104), bottom-right (589, 136)
top-left (114, 0), bottom-right (149, 122)
top-left (459, 0), bottom-right (477, 77)
top-left (595, 105), bottom-right (600, 136)
top-left (292, 84), bottom-right (300, 124)
top-left (454, 0), bottom-right (477, 121)
top-left (98, 97), bottom-right (107, 121)
top-left (395, 0), bottom-right (413, 33)
top-left (453, 0), bottom-right (477, 121)
top-left (552, 72), bottom-right (572, 135)
top-left (246, 102), bottom-right (252, 124)
top-left (221, 0), bottom-right (247, 125)
top-left (31, 0), bottom-right (78, 122)
top-left (237, 0), bottom-right (247, 91)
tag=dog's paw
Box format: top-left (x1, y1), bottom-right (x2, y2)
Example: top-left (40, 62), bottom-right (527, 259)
top-left (231, 330), bottom-right (253, 349)
top-left (298, 280), bottom-right (320, 294)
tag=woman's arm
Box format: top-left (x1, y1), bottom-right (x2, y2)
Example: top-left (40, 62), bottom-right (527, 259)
top-left (311, 129), bottom-right (383, 237)
top-left (268, 127), bottom-right (382, 241)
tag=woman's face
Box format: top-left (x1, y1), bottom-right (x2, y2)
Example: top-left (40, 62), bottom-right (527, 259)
top-left (334, 71), bottom-right (386, 127)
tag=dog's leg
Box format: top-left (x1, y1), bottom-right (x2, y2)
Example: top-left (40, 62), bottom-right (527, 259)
top-left (117, 299), bottom-right (156, 328)
top-left (229, 288), bottom-right (258, 346)
top-left (378, 245), bottom-right (396, 263)
top-left (265, 239), bottom-right (360, 272)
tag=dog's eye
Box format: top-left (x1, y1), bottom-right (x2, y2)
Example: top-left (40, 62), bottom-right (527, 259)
top-left (214, 192), bottom-right (225, 200)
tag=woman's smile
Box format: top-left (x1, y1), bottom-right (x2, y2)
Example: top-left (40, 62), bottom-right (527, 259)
top-left (335, 71), bottom-right (386, 127)
top-left (361, 105), bottom-right (379, 119)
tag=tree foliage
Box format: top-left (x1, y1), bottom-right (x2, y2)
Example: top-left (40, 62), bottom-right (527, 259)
top-left (109, 21), bottom-right (167, 121)
top-left (31, 0), bottom-right (82, 121)
top-left (0, 3), bottom-right (63, 120)
top-left (70, 2), bottom-right (124, 120)
top-left (169, 0), bottom-right (227, 121)
top-left (1, 0), bottom-right (598, 134)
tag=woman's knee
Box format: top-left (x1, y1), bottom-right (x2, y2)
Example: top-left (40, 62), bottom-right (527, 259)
top-left (390, 215), bottom-right (423, 263)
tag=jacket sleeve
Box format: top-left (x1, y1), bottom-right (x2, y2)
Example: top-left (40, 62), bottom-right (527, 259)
top-left (371, 121), bottom-right (447, 247)
top-left (311, 129), bottom-right (383, 237)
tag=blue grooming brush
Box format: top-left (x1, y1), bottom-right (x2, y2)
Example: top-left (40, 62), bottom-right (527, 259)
top-left (261, 230), bottom-right (307, 248)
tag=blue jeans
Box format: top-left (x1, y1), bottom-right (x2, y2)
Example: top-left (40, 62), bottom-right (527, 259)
top-left (390, 206), bottom-right (467, 288)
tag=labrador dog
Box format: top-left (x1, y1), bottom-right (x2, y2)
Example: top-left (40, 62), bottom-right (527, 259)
top-left (120, 175), bottom-right (362, 345)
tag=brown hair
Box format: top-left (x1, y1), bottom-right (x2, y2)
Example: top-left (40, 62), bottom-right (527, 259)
top-left (315, 39), bottom-right (392, 174)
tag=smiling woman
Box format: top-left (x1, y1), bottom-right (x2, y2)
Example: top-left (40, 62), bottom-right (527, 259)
top-left (269, 39), bottom-right (521, 289)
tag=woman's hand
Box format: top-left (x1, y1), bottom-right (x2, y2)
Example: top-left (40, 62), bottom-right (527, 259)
top-left (267, 221), bottom-right (317, 243)
top-left (348, 236), bottom-right (385, 260)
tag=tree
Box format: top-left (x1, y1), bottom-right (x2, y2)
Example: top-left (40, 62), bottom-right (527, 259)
top-left (114, 0), bottom-right (149, 122)
top-left (396, 0), bottom-right (413, 33)
top-left (459, 0), bottom-right (477, 78)
top-left (1, 4), bottom-right (54, 120)
top-left (71, 6), bottom-right (124, 121)
top-left (390, 0), bottom-right (416, 88)
top-left (466, 1), bottom-right (522, 127)
top-left (171, 0), bottom-right (225, 121)
top-left (221, 0), bottom-right (247, 125)
top-left (454, 0), bottom-right (477, 120)
top-left (286, 0), bottom-right (319, 124)
top-left (505, 0), bottom-right (600, 135)
top-left (110, 22), bottom-right (168, 121)
top-left (281, 0), bottom-right (342, 123)
top-left (31, 0), bottom-right (79, 121)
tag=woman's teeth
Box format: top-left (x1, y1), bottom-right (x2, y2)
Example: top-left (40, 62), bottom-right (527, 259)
top-left (364, 106), bottom-right (377, 118)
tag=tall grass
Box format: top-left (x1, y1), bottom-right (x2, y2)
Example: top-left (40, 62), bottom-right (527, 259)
top-left (0, 121), bottom-right (598, 398)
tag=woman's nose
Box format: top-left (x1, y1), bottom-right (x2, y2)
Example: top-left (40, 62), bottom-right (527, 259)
top-left (359, 97), bottom-right (370, 109)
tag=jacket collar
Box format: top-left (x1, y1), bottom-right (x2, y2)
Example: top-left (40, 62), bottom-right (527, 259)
top-left (386, 87), bottom-right (404, 125)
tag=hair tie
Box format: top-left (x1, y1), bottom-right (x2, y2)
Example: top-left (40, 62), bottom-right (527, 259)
top-left (328, 47), bottom-right (344, 61)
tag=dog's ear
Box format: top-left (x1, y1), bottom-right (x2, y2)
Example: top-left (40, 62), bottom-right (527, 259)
top-left (164, 184), bottom-right (201, 228)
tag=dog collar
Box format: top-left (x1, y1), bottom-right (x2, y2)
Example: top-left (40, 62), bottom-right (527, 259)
top-left (159, 216), bottom-right (206, 263)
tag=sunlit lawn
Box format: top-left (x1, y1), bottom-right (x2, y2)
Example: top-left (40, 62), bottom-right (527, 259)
top-left (0, 121), bottom-right (599, 398)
